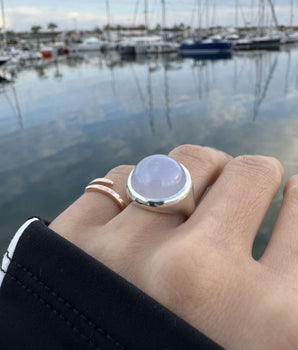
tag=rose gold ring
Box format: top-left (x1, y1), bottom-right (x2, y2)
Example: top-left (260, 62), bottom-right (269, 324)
top-left (85, 178), bottom-right (126, 211)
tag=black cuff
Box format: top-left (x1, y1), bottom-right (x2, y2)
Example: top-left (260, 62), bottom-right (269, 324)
top-left (0, 220), bottom-right (222, 350)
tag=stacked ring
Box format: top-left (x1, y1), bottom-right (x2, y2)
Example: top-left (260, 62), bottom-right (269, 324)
top-left (85, 178), bottom-right (127, 211)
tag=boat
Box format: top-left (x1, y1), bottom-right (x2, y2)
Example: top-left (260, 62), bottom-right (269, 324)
top-left (233, 38), bottom-right (254, 51)
top-left (134, 36), bottom-right (165, 55)
top-left (179, 39), bottom-right (232, 56)
top-left (0, 55), bottom-right (10, 66)
top-left (284, 32), bottom-right (298, 44)
top-left (250, 36), bottom-right (281, 50)
top-left (119, 40), bottom-right (136, 55)
top-left (147, 42), bottom-right (179, 54)
top-left (119, 36), bottom-right (177, 56)
top-left (233, 35), bottom-right (281, 51)
top-left (40, 47), bottom-right (53, 59)
top-left (71, 37), bottom-right (105, 52)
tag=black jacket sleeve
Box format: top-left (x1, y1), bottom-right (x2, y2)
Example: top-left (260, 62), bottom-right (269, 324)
top-left (0, 219), bottom-right (223, 350)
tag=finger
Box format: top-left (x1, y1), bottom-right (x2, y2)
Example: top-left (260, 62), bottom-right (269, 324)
top-left (49, 165), bottom-right (134, 242)
top-left (260, 175), bottom-right (298, 277)
top-left (169, 145), bottom-right (232, 205)
top-left (123, 145), bottom-right (232, 232)
top-left (184, 156), bottom-right (283, 255)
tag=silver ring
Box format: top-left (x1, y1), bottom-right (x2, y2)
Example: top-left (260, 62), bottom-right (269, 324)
top-left (126, 154), bottom-right (195, 217)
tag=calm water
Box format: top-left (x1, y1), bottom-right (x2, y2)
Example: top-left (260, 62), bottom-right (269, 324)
top-left (1, 47), bottom-right (298, 258)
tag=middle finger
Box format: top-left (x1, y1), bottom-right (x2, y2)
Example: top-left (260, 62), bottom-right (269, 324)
top-left (123, 145), bottom-right (232, 231)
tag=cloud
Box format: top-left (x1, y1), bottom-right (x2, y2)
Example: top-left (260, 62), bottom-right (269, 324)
top-left (2, 2), bottom-right (297, 31)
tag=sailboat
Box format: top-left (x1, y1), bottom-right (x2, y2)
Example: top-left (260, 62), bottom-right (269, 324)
top-left (284, 0), bottom-right (298, 43)
top-left (234, 0), bottom-right (280, 50)
top-left (0, 55), bottom-right (9, 66)
top-left (179, 0), bottom-right (232, 57)
top-left (251, 0), bottom-right (281, 50)
top-left (0, 0), bottom-right (10, 68)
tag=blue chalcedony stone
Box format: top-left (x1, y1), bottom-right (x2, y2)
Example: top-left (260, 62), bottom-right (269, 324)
top-left (131, 154), bottom-right (186, 200)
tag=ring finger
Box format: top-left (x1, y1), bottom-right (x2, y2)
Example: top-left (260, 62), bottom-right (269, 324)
top-left (49, 165), bottom-right (134, 244)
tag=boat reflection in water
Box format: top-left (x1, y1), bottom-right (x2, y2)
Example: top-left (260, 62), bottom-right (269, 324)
top-left (179, 51), bottom-right (232, 61)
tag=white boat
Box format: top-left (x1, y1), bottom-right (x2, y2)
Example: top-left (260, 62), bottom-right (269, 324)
top-left (285, 32), bottom-right (298, 44)
top-left (233, 38), bottom-right (253, 50)
top-left (71, 37), bottom-right (105, 52)
top-left (147, 42), bottom-right (179, 54)
top-left (134, 36), bottom-right (164, 55)
top-left (0, 55), bottom-right (10, 66)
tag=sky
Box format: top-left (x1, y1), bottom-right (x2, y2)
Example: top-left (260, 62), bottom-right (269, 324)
top-left (1, 0), bottom-right (297, 32)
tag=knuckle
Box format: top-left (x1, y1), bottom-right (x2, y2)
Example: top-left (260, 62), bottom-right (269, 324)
top-left (170, 144), bottom-right (218, 171)
top-left (284, 176), bottom-right (298, 197)
top-left (170, 144), bottom-right (203, 158)
top-left (229, 155), bottom-right (283, 185)
top-left (107, 165), bottom-right (134, 179)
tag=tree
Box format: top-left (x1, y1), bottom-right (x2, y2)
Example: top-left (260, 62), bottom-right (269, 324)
top-left (179, 23), bottom-right (185, 31)
top-left (31, 25), bottom-right (42, 48)
top-left (48, 22), bottom-right (58, 32)
top-left (31, 25), bottom-right (42, 34)
top-left (48, 23), bottom-right (58, 42)
top-left (155, 24), bottom-right (161, 32)
top-left (93, 27), bottom-right (102, 35)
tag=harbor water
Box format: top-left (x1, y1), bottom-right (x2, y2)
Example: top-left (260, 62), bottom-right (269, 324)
top-left (1, 46), bottom-right (298, 258)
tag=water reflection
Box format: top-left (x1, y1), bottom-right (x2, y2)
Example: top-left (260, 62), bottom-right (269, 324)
top-left (1, 46), bottom-right (298, 257)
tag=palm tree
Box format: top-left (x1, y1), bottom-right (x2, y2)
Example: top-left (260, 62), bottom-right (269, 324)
top-left (48, 22), bottom-right (58, 32)
top-left (31, 25), bottom-right (42, 34)
top-left (48, 22), bottom-right (58, 42)
top-left (31, 25), bottom-right (42, 48)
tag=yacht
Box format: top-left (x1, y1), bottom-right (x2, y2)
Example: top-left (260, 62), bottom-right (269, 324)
top-left (250, 36), bottom-right (281, 50)
top-left (0, 54), bottom-right (10, 66)
top-left (179, 38), bottom-right (232, 56)
top-left (147, 42), bottom-right (179, 54)
top-left (119, 36), bottom-right (172, 56)
top-left (71, 37), bottom-right (105, 52)
top-left (118, 39), bottom-right (136, 55)
top-left (134, 36), bottom-right (164, 55)
top-left (284, 32), bottom-right (298, 44)
top-left (233, 38), bottom-right (254, 51)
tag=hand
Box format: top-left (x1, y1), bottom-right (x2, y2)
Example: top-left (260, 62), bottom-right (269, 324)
top-left (49, 145), bottom-right (298, 350)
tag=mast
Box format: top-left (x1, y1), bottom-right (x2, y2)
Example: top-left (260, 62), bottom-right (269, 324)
top-left (235, 0), bottom-right (239, 28)
top-left (251, 0), bottom-right (254, 27)
top-left (212, 3), bottom-right (216, 27)
top-left (258, 0), bottom-right (265, 35)
top-left (105, 0), bottom-right (111, 41)
top-left (205, 0), bottom-right (209, 30)
top-left (161, 0), bottom-right (166, 32)
top-left (198, 0), bottom-right (202, 32)
top-left (290, 0), bottom-right (294, 29)
top-left (144, 0), bottom-right (149, 32)
top-left (267, 0), bottom-right (279, 28)
top-left (1, 0), bottom-right (6, 48)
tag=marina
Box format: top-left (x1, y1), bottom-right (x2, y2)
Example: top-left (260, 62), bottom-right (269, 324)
top-left (1, 0), bottom-right (298, 80)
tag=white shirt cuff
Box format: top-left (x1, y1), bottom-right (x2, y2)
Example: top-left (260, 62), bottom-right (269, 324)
top-left (0, 218), bottom-right (39, 288)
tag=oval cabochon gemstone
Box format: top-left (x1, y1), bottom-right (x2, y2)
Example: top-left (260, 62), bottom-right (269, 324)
top-left (131, 154), bottom-right (186, 200)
